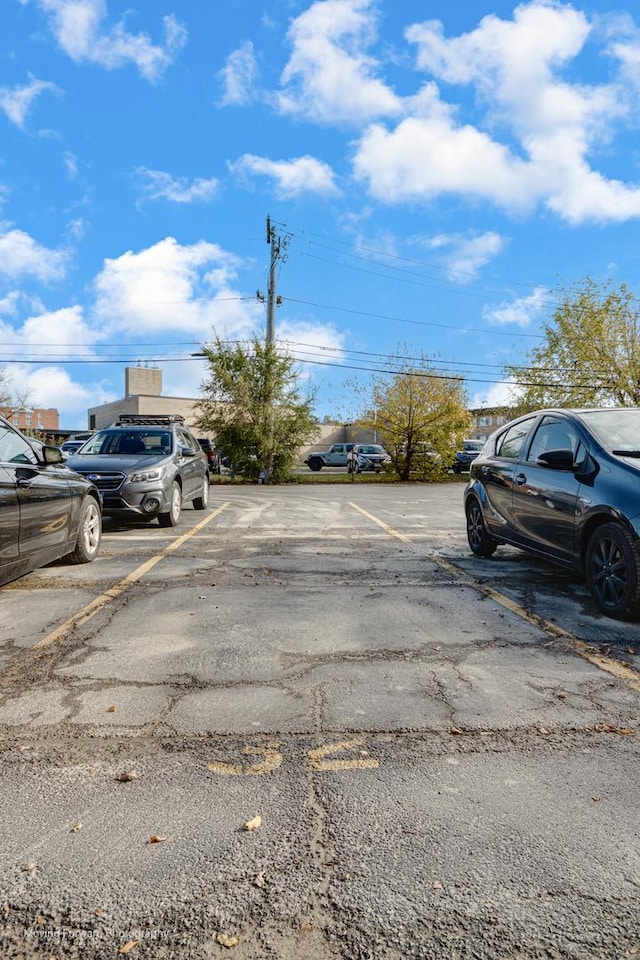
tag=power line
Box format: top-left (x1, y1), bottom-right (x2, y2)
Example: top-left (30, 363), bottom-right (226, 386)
top-left (285, 224), bottom-right (562, 303)
top-left (283, 296), bottom-right (545, 339)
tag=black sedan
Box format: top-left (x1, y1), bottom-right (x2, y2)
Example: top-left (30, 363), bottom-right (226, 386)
top-left (464, 408), bottom-right (640, 621)
top-left (0, 417), bottom-right (102, 587)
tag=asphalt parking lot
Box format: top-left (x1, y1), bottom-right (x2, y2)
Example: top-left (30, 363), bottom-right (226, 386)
top-left (0, 482), bottom-right (639, 959)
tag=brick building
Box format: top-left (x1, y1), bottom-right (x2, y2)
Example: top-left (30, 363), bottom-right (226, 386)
top-left (0, 406), bottom-right (59, 432)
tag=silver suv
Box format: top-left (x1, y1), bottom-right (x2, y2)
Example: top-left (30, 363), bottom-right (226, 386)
top-left (66, 415), bottom-right (209, 526)
top-left (348, 443), bottom-right (391, 473)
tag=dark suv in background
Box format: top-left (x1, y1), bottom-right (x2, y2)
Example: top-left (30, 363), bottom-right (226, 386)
top-left (452, 439), bottom-right (485, 473)
top-left (66, 415), bottom-right (209, 526)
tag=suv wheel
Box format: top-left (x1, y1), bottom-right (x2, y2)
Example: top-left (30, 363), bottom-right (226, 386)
top-left (586, 522), bottom-right (640, 620)
top-left (193, 475), bottom-right (209, 510)
top-left (158, 482), bottom-right (182, 527)
top-left (307, 457), bottom-right (323, 471)
top-left (466, 497), bottom-right (498, 558)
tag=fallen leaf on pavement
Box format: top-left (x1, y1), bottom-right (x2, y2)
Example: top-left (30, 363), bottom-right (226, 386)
top-left (119, 941), bottom-right (139, 954)
top-left (70, 822), bottom-right (82, 833)
top-left (216, 932), bottom-right (239, 948)
top-left (147, 835), bottom-right (167, 844)
top-left (117, 770), bottom-right (139, 782)
top-left (244, 815), bottom-right (262, 832)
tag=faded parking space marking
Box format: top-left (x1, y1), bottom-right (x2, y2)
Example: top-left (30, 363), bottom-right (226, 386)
top-left (32, 503), bottom-right (230, 652)
top-left (207, 743), bottom-right (283, 777)
top-left (349, 502), bottom-right (412, 543)
top-left (307, 739), bottom-right (380, 771)
top-left (206, 740), bottom-right (380, 775)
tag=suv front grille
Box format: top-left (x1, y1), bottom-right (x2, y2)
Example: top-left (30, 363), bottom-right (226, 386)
top-left (76, 471), bottom-right (125, 492)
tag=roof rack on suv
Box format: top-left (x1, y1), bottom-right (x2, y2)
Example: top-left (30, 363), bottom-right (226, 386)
top-left (115, 414), bottom-right (186, 426)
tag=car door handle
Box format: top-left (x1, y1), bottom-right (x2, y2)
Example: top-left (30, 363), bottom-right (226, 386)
top-left (514, 472), bottom-right (527, 485)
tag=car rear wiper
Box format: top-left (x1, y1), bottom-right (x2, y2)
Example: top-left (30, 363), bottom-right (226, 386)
top-left (612, 449), bottom-right (640, 457)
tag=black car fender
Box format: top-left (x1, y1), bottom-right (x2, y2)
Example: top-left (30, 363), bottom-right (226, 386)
top-left (576, 506), bottom-right (640, 572)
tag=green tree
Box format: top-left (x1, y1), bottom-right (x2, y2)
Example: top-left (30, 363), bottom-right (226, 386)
top-left (195, 336), bottom-right (319, 482)
top-left (358, 359), bottom-right (471, 481)
top-left (506, 278), bottom-right (640, 410)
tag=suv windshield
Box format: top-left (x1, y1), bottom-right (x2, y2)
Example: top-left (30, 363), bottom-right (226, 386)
top-left (80, 429), bottom-right (173, 456)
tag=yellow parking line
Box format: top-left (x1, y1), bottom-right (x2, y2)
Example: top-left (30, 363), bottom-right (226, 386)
top-left (349, 502), bottom-right (640, 694)
top-left (33, 503), bottom-right (230, 651)
top-left (349, 503), bottom-right (413, 543)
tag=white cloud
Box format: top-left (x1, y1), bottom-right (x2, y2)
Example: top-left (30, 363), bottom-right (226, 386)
top-left (0, 76), bottom-right (59, 129)
top-left (21, 305), bottom-right (96, 354)
top-left (277, 319), bottom-right (346, 358)
top-left (605, 15), bottom-right (640, 96)
top-left (3, 363), bottom-right (113, 420)
top-left (37, 0), bottom-right (187, 82)
top-left (471, 377), bottom-right (521, 410)
top-left (0, 292), bottom-right (21, 317)
top-left (424, 231), bottom-right (506, 282)
top-left (135, 168), bottom-right (219, 205)
top-left (231, 154), bottom-right (341, 199)
top-left (64, 151), bottom-right (78, 179)
top-left (0, 226), bottom-right (68, 281)
top-left (219, 41), bottom-right (258, 106)
top-left (482, 287), bottom-right (548, 327)
top-left (0, 305), bottom-right (104, 422)
top-left (353, 88), bottom-right (534, 210)
top-left (93, 236), bottom-right (260, 340)
top-left (349, 2), bottom-right (640, 223)
top-left (278, 0), bottom-right (403, 125)
top-left (66, 218), bottom-right (87, 241)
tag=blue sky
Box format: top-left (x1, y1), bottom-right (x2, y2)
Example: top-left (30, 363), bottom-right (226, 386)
top-left (2, 0), bottom-right (640, 428)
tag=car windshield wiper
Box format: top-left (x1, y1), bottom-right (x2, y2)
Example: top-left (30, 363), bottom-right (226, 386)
top-left (612, 449), bottom-right (640, 457)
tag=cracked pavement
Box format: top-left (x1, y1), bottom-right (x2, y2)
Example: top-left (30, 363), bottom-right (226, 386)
top-left (0, 483), bottom-right (639, 959)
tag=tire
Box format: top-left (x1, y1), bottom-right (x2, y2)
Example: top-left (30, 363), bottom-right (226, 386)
top-left (68, 496), bottom-right (102, 564)
top-left (193, 475), bottom-right (209, 510)
top-left (585, 522), bottom-right (640, 620)
top-left (158, 482), bottom-right (182, 527)
top-left (466, 496), bottom-right (498, 558)
top-left (307, 458), bottom-right (323, 472)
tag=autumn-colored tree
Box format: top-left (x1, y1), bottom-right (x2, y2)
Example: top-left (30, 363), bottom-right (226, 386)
top-left (358, 360), bottom-right (471, 481)
top-left (506, 279), bottom-right (640, 410)
top-left (195, 336), bottom-right (318, 482)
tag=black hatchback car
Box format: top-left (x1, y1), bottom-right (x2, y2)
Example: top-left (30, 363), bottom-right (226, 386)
top-left (464, 408), bottom-right (640, 621)
top-left (0, 416), bottom-right (102, 587)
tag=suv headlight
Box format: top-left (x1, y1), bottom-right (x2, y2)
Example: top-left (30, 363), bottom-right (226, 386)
top-left (127, 466), bottom-right (165, 483)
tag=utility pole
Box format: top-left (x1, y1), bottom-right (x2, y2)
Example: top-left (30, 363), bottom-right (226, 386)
top-left (259, 215), bottom-right (289, 345)
top-left (256, 216), bottom-right (290, 481)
